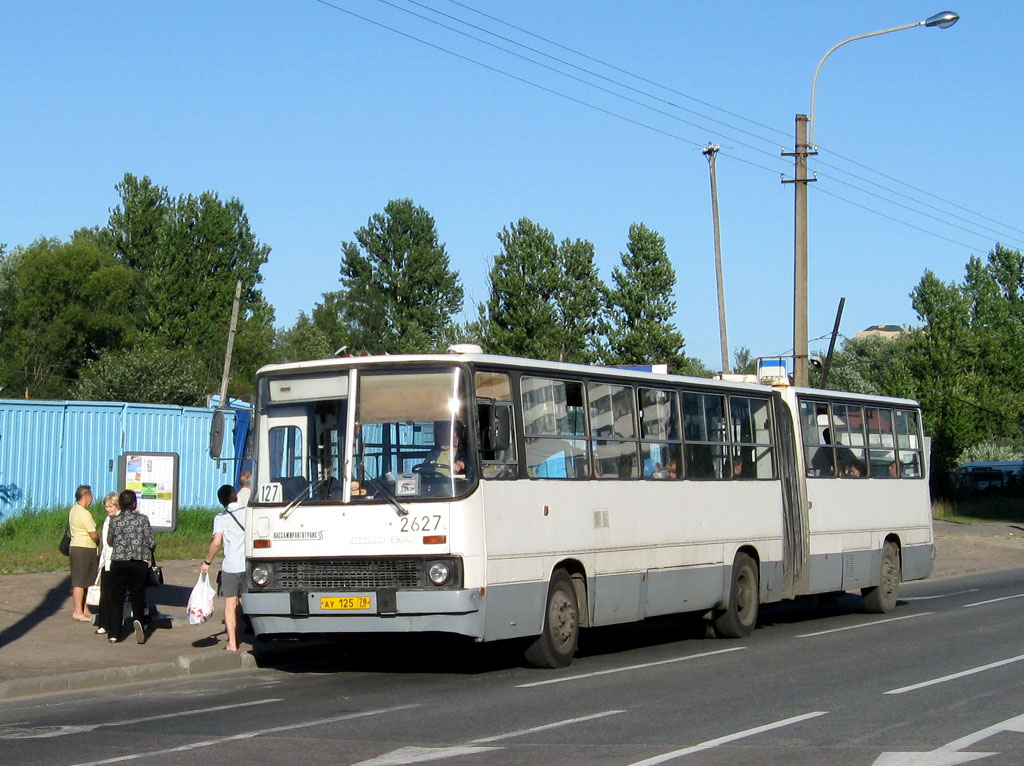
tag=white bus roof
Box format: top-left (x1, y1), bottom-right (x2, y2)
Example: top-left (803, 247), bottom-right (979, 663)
top-left (256, 352), bottom-right (920, 407)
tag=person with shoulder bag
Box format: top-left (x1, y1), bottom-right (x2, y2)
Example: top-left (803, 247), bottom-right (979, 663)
top-left (67, 485), bottom-right (99, 622)
top-left (106, 489), bottom-right (156, 644)
top-left (200, 485), bottom-right (246, 651)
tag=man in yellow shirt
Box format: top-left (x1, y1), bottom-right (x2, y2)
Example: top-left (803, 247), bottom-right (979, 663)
top-left (68, 485), bottom-right (99, 622)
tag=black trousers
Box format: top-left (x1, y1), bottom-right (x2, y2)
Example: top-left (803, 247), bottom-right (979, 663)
top-left (109, 560), bottom-right (149, 637)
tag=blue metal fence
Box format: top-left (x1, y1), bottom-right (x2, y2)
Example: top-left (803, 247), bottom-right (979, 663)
top-left (0, 399), bottom-right (249, 517)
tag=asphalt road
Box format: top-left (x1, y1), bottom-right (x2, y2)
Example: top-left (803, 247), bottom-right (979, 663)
top-left (3, 566), bottom-right (1024, 766)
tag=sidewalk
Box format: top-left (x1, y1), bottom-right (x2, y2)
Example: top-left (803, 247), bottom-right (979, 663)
top-left (0, 558), bottom-right (306, 700)
top-left (2, 524), bottom-right (1023, 700)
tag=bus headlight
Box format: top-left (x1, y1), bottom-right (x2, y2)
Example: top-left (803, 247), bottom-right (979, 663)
top-left (251, 565), bottom-right (271, 588)
top-left (427, 561), bottom-right (451, 585)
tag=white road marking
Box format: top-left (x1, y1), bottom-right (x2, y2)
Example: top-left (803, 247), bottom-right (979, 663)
top-left (885, 654), bottom-right (1024, 695)
top-left (0, 698), bottom-right (283, 739)
top-left (469, 709), bottom-right (626, 743)
top-left (625, 711), bottom-right (828, 765)
top-left (962, 593), bottom-right (1024, 608)
top-left (871, 711), bottom-right (1024, 764)
top-left (349, 708), bottom-right (626, 764)
top-left (902, 589), bottom-right (979, 601)
top-left (67, 704), bottom-right (420, 766)
top-left (515, 647), bottom-right (745, 688)
top-left (796, 612), bottom-right (931, 638)
top-left (348, 746), bottom-right (498, 765)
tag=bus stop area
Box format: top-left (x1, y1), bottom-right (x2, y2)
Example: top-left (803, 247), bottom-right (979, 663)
top-left (1, 521), bottom-right (1023, 700)
top-left (0, 557), bottom-right (325, 700)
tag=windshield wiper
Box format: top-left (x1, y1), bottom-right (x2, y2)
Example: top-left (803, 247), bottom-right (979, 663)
top-left (279, 467), bottom-right (334, 520)
top-left (366, 475), bottom-right (409, 517)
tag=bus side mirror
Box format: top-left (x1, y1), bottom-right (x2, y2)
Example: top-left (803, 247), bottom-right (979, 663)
top-left (210, 410), bottom-right (225, 459)
top-left (480, 404), bottom-right (512, 452)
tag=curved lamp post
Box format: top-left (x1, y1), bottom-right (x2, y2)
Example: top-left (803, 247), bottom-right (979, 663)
top-left (788, 11), bottom-right (959, 387)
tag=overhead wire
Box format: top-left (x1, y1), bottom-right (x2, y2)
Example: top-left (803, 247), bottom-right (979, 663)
top-left (318, 0), bottom-right (1019, 258)
top-left (436, 0), bottom-right (1024, 250)
top-left (370, 0), bottom-right (792, 165)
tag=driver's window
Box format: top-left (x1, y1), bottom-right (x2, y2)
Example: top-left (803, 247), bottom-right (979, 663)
top-left (476, 371), bottom-right (518, 479)
top-left (268, 425), bottom-right (306, 501)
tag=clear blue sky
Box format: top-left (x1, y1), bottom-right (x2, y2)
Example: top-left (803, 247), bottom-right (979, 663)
top-left (3, 1), bottom-right (1020, 370)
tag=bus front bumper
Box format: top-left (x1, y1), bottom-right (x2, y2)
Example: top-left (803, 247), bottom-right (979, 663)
top-left (243, 588), bottom-right (486, 639)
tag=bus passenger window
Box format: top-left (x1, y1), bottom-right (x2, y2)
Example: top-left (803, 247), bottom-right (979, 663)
top-left (522, 377), bottom-right (589, 479)
top-left (588, 382), bottom-right (638, 478)
top-left (639, 388), bottom-right (682, 480)
top-left (895, 409), bottom-right (924, 478)
top-left (800, 400), bottom-right (834, 478)
top-left (729, 396), bottom-right (775, 479)
top-left (683, 391), bottom-right (727, 479)
top-left (866, 407), bottom-right (897, 478)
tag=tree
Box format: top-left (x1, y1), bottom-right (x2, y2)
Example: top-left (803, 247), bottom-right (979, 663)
top-left (603, 223), bottom-right (689, 372)
top-left (817, 333), bottom-right (917, 398)
top-left (907, 246), bottom-right (1024, 483)
top-left (0, 231), bottom-right (137, 399)
top-left (476, 219), bottom-right (567, 359)
top-left (74, 344), bottom-right (209, 407)
top-left (733, 346), bottom-right (756, 375)
top-left (339, 199), bottom-right (463, 354)
top-left (106, 173), bottom-right (275, 394)
top-left (554, 237), bottom-right (605, 364)
top-left (271, 312), bottom-right (334, 363)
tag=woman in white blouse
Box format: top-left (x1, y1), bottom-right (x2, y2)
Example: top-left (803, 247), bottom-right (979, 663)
top-left (94, 493), bottom-right (120, 636)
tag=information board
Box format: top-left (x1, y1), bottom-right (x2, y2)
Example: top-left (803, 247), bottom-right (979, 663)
top-left (117, 452), bottom-right (179, 532)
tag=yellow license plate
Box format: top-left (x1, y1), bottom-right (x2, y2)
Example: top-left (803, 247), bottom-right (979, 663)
top-left (320, 596), bottom-right (372, 611)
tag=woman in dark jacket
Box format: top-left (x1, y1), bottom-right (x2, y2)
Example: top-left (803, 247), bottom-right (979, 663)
top-left (106, 489), bottom-right (156, 644)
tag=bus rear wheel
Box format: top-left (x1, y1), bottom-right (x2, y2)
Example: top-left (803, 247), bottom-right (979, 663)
top-left (862, 541), bottom-right (900, 613)
top-left (714, 553), bottom-right (759, 638)
top-left (524, 569), bottom-right (579, 668)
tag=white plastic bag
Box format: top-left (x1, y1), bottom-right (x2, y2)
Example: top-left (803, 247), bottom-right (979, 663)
top-left (186, 573), bottom-right (216, 625)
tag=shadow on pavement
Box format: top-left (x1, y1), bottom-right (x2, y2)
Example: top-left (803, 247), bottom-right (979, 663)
top-left (0, 574), bottom-right (71, 650)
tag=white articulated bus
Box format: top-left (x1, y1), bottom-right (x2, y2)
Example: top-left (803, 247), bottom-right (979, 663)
top-left (241, 348), bottom-right (933, 667)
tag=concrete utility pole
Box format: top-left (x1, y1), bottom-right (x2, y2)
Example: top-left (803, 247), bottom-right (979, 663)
top-left (702, 142), bottom-right (730, 374)
top-left (785, 11), bottom-right (959, 389)
top-left (782, 117), bottom-right (814, 387)
top-left (218, 280), bottom-right (242, 408)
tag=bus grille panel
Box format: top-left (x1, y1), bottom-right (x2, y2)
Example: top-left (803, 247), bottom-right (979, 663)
top-left (277, 559), bottom-right (423, 589)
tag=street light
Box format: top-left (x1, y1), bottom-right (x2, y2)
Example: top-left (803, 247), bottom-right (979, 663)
top-left (786, 11), bottom-right (959, 387)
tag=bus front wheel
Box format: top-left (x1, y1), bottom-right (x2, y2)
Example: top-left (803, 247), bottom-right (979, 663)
top-left (862, 541), bottom-right (901, 613)
top-left (714, 553), bottom-right (759, 638)
top-left (524, 569), bottom-right (579, 668)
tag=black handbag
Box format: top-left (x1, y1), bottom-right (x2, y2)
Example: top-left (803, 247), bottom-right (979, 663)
top-left (148, 551), bottom-right (163, 587)
top-left (58, 524), bottom-right (71, 556)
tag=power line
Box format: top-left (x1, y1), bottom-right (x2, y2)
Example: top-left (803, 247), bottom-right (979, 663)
top-left (312, 0), bottom-right (707, 148)
top-left (318, 0), bottom-right (1014, 258)
top-left (402, 0), bottom-right (787, 151)
top-left (441, 1), bottom-right (1024, 251)
top-left (374, 0), bottom-right (788, 162)
top-left (444, 0), bottom-right (791, 142)
top-left (812, 186), bottom-right (990, 252)
top-left (816, 170), bottom-right (1024, 251)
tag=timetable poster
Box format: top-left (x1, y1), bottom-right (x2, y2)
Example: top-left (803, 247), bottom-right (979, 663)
top-left (119, 452), bottom-right (179, 532)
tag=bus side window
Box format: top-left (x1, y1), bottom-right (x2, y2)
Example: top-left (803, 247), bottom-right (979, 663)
top-left (521, 376), bottom-right (589, 479)
top-left (475, 371), bottom-right (518, 480)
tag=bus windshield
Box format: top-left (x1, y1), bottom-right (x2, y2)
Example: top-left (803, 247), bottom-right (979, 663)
top-left (353, 368), bottom-right (475, 502)
top-left (256, 366), bottom-right (475, 505)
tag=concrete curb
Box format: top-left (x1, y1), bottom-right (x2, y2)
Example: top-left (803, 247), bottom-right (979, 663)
top-left (0, 650), bottom-right (260, 701)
